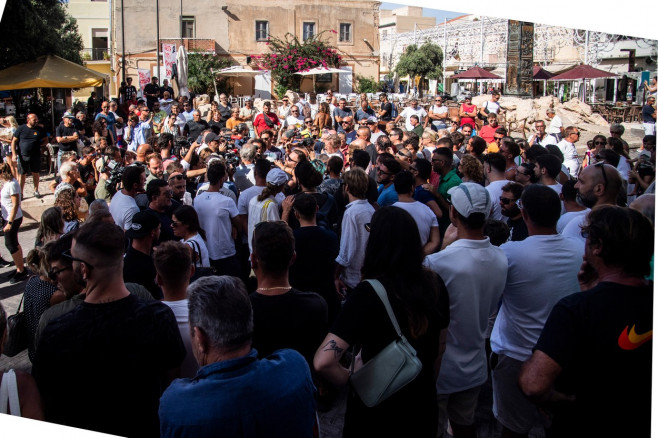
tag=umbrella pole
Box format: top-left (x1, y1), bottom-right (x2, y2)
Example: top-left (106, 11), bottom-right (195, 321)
top-left (50, 88), bottom-right (55, 134)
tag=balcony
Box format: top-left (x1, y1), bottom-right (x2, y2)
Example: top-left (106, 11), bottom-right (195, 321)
top-left (81, 48), bottom-right (110, 62)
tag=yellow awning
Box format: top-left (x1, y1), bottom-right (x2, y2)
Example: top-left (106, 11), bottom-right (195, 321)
top-left (0, 55), bottom-right (107, 90)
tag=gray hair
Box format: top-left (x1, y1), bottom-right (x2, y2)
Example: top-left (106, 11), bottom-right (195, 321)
top-left (188, 276), bottom-right (253, 351)
top-left (239, 143), bottom-right (258, 162)
top-left (59, 161), bottom-right (78, 180)
top-left (193, 110), bottom-right (201, 116)
top-left (609, 123), bottom-right (625, 135)
top-left (88, 199), bottom-right (109, 215)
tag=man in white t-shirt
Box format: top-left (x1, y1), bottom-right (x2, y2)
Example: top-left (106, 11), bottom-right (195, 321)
top-left (109, 166), bottom-right (145, 230)
top-left (479, 91), bottom-right (501, 124)
top-left (424, 182), bottom-right (507, 438)
top-left (247, 168), bottom-right (287, 254)
top-left (546, 107), bottom-right (564, 139)
top-left (535, 154), bottom-right (563, 195)
top-left (490, 185), bottom-right (582, 437)
top-left (392, 170), bottom-right (439, 255)
top-left (194, 161), bottom-right (241, 276)
top-left (154, 241), bottom-right (199, 379)
top-left (483, 153), bottom-right (509, 221)
top-left (428, 96), bottom-right (449, 130)
top-left (394, 98), bottom-right (428, 132)
top-left (557, 126), bottom-right (582, 178)
top-left (282, 105), bottom-right (304, 132)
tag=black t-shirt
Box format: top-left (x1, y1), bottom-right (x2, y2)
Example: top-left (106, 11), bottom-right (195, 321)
top-left (380, 102), bottom-right (393, 121)
top-left (144, 83), bottom-right (160, 106)
top-left (330, 275), bottom-right (450, 436)
top-left (249, 288), bottom-right (328, 366)
top-left (290, 226), bottom-right (340, 323)
top-left (208, 120), bottom-right (224, 133)
top-left (123, 247), bottom-right (162, 299)
top-left (147, 207), bottom-right (177, 245)
top-left (534, 282), bottom-right (652, 438)
top-left (507, 216), bottom-right (528, 241)
top-left (32, 294), bottom-right (185, 438)
top-left (286, 192), bottom-right (338, 232)
top-left (124, 85), bottom-right (137, 102)
top-left (56, 124), bottom-right (79, 151)
top-left (185, 120), bottom-right (209, 141)
top-left (14, 124), bottom-right (46, 157)
top-left (217, 103), bottom-right (232, 122)
top-left (642, 103), bottom-right (656, 123)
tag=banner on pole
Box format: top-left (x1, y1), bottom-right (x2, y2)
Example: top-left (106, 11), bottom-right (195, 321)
top-left (137, 69), bottom-right (151, 96)
top-left (163, 43), bottom-right (177, 79)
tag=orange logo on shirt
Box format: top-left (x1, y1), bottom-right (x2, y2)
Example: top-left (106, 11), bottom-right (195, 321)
top-left (618, 325), bottom-right (652, 350)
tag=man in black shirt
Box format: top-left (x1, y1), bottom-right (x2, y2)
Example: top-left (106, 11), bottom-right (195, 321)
top-left (520, 206), bottom-right (653, 438)
top-left (184, 110), bottom-right (209, 141)
top-left (249, 221), bottom-right (328, 366)
top-left (160, 78), bottom-right (174, 99)
top-left (499, 181), bottom-right (527, 241)
top-left (146, 178), bottom-right (178, 244)
top-left (12, 113), bottom-right (47, 198)
top-left (56, 113), bottom-right (79, 170)
top-left (143, 76), bottom-right (161, 110)
top-left (123, 210), bottom-right (163, 299)
top-left (32, 220), bottom-right (184, 437)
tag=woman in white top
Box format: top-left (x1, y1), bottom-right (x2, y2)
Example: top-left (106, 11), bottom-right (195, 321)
top-left (0, 116), bottom-right (18, 178)
top-left (172, 205), bottom-right (210, 268)
top-left (0, 303), bottom-right (45, 419)
top-left (1, 162), bottom-right (27, 283)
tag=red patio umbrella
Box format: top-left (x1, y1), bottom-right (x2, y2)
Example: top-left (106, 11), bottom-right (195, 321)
top-left (550, 64), bottom-right (617, 102)
top-left (451, 66), bottom-right (502, 95)
top-left (533, 65), bottom-right (554, 80)
top-left (533, 66), bottom-right (554, 97)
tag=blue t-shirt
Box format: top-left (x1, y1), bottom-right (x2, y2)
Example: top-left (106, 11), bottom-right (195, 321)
top-left (413, 185), bottom-right (435, 205)
top-left (377, 183), bottom-right (398, 207)
top-left (159, 349), bottom-right (316, 438)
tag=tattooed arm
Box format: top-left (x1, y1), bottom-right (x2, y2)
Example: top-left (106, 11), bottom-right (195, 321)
top-left (313, 333), bottom-right (351, 386)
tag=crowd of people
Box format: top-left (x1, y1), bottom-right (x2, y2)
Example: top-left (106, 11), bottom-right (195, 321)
top-left (0, 82), bottom-right (655, 438)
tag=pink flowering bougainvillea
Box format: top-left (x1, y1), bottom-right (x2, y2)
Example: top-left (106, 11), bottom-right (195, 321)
top-left (251, 31), bottom-right (342, 92)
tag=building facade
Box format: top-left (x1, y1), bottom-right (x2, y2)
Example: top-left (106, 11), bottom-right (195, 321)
top-left (113, 0), bottom-right (380, 97)
top-left (65, 0), bottom-right (113, 101)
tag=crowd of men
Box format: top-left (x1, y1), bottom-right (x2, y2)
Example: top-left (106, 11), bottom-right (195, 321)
top-left (1, 82), bottom-right (655, 438)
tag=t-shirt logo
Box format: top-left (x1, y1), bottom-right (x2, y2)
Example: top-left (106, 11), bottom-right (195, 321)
top-left (618, 325), bottom-right (652, 350)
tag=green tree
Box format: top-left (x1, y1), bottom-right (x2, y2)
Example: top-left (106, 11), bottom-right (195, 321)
top-left (0, 0), bottom-right (84, 70)
top-left (252, 31), bottom-right (342, 94)
top-left (186, 52), bottom-right (234, 98)
top-left (394, 42), bottom-right (443, 97)
top-left (355, 75), bottom-right (385, 94)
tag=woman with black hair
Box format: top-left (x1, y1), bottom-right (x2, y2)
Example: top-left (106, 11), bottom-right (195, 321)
top-left (314, 206), bottom-right (450, 437)
top-left (172, 205), bottom-right (209, 268)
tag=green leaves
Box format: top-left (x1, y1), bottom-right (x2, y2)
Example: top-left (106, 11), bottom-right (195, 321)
top-left (0, 0), bottom-right (84, 70)
top-left (187, 53), bottom-right (234, 97)
top-left (395, 42), bottom-right (444, 82)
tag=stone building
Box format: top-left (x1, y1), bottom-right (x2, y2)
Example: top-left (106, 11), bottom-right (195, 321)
top-left (113, 0), bottom-right (381, 97)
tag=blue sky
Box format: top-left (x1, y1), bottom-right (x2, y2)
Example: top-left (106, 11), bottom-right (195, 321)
top-left (379, 2), bottom-right (463, 23)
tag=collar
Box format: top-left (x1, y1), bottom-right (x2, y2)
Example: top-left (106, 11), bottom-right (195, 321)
top-left (441, 168), bottom-right (457, 181)
top-left (194, 349), bottom-right (258, 380)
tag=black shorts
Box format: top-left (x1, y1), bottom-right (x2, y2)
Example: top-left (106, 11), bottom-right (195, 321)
top-left (17, 152), bottom-right (40, 174)
top-left (4, 216), bottom-right (22, 254)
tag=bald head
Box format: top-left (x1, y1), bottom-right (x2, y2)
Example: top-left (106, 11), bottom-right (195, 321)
top-left (579, 163), bottom-right (623, 207)
top-left (630, 193), bottom-right (655, 225)
top-left (136, 144), bottom-right (153, 162)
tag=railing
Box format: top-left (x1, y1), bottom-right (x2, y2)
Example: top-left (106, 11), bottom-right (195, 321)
top-left (81, 48), bottom-right (110, 62)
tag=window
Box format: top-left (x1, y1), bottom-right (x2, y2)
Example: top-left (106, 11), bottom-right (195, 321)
top-left (303, 22), bottom-right (315, 41)
top-left (255, 21), bottom-right (269, 42)
top-left (181, 16), bottom-right (195, 38)
top-left (339, 23), bottom-right (352, 43)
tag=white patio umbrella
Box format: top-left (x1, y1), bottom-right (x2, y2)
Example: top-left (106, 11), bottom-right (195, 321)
top-left (294, 67), bottom-right (350, 92)
top-left (213, 66), bottom-right (265, 77)
top-left (175, 46), bottom-right (189, 98)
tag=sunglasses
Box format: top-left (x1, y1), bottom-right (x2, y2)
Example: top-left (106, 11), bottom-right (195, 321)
top-left (499, 196), bottom-right (515, 205)
top-left (594, 161), bottom-right (608, 188)
top-left (594, 141), bottom-right (606, 146)
top-left (377, 168), bottom-right (394, 175)
top-left (48, 265), bottom-right (71, 281)
top-left (61, 249), bottom-right (94, 271)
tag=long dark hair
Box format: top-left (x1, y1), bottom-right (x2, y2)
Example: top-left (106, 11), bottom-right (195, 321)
top-left (174, 205), bottom-right (207, 241)
top-left (361, 206), bottom-right (439, 338)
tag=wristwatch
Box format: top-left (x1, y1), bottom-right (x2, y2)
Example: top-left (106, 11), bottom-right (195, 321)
top-left (7, 221), bottom-right (12, 225)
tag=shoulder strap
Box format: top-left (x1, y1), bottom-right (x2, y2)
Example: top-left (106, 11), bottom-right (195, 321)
top-left (15, 295), bottom-right (23, 315)
top-left (365, 279), bottom-right (403, 338)
top-left (0, 370), bottom-right (21, 416)
top-left (188, 239), bottom-right (202, 265)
